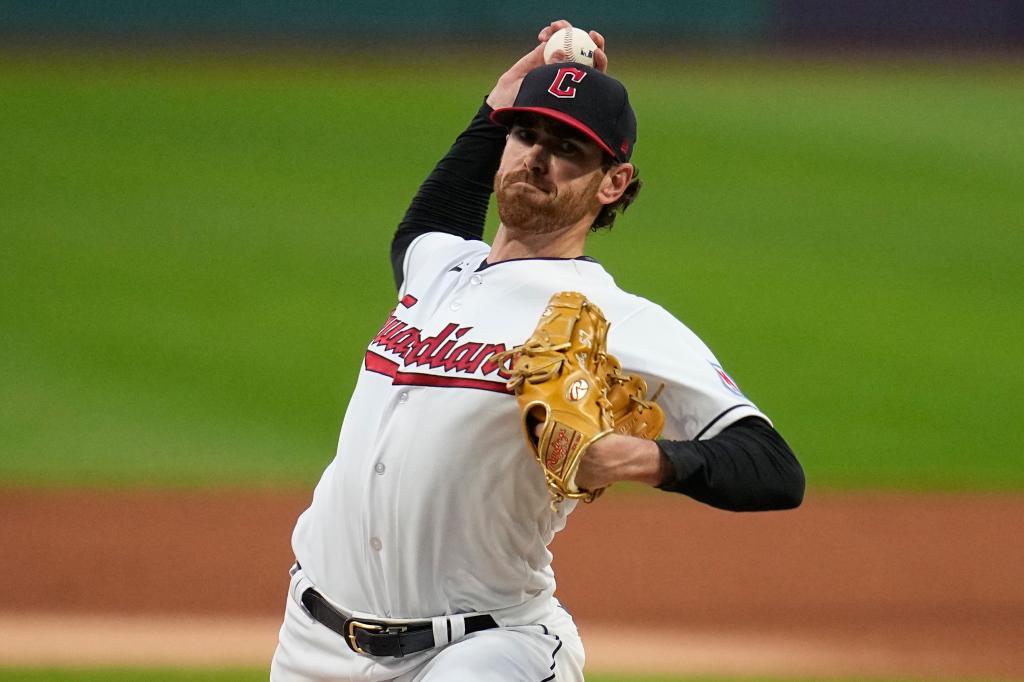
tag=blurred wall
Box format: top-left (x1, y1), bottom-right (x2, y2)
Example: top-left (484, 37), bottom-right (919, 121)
top-left (1, 0), bottom-right (1021, 50)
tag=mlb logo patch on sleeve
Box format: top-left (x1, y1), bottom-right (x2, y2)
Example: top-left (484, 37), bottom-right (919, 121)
top-left (710, 362), bottom-right (744, 397)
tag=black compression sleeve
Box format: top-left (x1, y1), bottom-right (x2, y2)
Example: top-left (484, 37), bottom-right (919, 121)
top-left (391, 100), bottom-right (507, 290)
top-left (656, 417), bottom-right (805, 511)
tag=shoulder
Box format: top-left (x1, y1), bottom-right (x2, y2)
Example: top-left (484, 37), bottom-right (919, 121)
top-left (586, 284), bottom-right (676, 338)
top-left (608, 300), bottom-right (720, 360)
top-left (401, 233), bottom-right (490, 294)
top-left (562, 270), bottom-right (710, 349)
top-left (588, 280), bottom-right (722, 366)
top-left (603, 299), bottom-right (767, 439)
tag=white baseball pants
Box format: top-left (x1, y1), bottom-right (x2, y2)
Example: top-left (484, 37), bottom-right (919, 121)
top-left (270, 566), bottom-right (585, 681)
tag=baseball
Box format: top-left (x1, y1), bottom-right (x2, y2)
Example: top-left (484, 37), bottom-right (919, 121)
top-left (543, 27), bottom-right (597, 67)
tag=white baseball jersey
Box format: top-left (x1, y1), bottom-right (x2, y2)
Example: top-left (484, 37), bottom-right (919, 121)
top-left (289, 231), bottom-right (767, 627)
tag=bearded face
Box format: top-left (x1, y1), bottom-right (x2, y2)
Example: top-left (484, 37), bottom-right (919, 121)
top-left (494, 165), bottom-right (603, 235)
top-left (493, 116), bottom-right (607, 235)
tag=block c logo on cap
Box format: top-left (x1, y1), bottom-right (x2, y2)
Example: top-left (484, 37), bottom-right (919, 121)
top-left (548, 66), bottom-right (587, 99)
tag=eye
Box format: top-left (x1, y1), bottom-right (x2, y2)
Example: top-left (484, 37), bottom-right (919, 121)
top-left (513, 127), bottom-right (537, 144)
top-left (556, 140), bottom-right (582, 156)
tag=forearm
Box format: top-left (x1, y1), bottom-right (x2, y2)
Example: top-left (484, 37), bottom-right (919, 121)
top-left (578, 435), bottom-right (672, 489)
top-left (656, 417), bottom-right (805, 511)
top-left (390, 100), bottom-right (506, 289)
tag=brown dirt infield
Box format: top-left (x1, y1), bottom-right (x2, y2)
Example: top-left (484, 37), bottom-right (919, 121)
top-left (1, 488), bottom-right (1022, 678)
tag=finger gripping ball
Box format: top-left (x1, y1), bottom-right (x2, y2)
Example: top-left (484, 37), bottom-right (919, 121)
top-left (543, 27), bottom-right (597, 67)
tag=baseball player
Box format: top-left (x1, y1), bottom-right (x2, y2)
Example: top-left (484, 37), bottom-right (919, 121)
top-left (271, 20), bottom-right (804, 681)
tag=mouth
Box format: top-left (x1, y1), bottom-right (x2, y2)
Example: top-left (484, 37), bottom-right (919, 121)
top-left (506, 178), bottom-right (552, 195)
top-left (512, 181), bottom-right (544, 191)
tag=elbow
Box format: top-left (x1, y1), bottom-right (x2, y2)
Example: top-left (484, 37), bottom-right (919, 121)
top-left (774, 460), bottom-right (806, 510)
top-left (764, 428), bottom-right (806, 510)
top-left (712, 463), bottom-right (805, 512)
top-left (778, 483), bottom-right (804, 510)
top-left (742, 459), bottom-right (805, 512)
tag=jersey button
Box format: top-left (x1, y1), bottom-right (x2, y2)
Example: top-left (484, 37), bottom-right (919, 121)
top-left (470, 274), bottom-right (483, 286)
top-left (374, 462), bottom-right (386, 475)
top-left (450, 301), bottom-right (462, 311)
top-left (370, 537), bottom-right (382, 552)
top-left (398, 392), bottom-right (409, 403)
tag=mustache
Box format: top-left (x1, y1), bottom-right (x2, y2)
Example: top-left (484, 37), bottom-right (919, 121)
top-left (501, 170), bottom-right (554, 193)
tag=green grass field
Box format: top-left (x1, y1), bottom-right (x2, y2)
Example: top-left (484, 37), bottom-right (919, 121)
top-left (1, 53), bottom-right (1022, 490)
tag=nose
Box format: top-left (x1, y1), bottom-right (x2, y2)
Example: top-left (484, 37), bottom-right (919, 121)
top-left (523, 143), bottom-right (548, 175)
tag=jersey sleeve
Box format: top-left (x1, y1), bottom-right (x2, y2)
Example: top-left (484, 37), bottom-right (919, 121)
top-left (399, 232), bottom-right (489, 299)
top-left (609, 303), bottom-right (769, 441)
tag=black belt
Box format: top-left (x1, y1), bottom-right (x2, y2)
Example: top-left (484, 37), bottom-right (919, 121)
top-left (300, 587), bottom-right (498, 657)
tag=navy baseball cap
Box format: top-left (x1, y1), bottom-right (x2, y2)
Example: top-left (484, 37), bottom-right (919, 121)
top-left (491, 63), bottom-right (637, 162)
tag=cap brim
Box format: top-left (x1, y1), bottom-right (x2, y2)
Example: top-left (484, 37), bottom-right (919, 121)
top-left (491, 106), bottom-right (618, 159)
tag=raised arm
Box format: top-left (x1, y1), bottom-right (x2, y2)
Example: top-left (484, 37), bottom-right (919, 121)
top-left (389, 104), bottom-right (506, 290)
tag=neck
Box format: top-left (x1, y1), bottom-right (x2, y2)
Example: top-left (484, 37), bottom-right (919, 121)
top-left (489, 223), bottom-right (588, 263)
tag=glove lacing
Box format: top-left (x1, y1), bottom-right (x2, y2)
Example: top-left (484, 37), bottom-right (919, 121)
top-left (495, 340), bottom-right (577, 391)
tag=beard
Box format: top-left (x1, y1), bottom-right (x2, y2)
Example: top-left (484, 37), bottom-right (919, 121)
top-left (494, 169), bottom-right (601, 235)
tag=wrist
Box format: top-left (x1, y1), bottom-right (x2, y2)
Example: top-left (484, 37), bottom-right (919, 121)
top-left (626, 437), bottom-right (669, 487)
top-left (487, 72), bottom-right (522, 110)
top-left (486, 88), bottom-right (510, 110)
top-left (596, 434), bottom-right (667, 486)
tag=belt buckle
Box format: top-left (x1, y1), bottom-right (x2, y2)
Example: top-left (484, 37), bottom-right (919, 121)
top-left (346, 619), bottom-right (407, 656)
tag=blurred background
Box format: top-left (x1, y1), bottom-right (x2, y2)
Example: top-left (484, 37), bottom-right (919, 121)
top-left (1, 1), bottom-right (1022, 681)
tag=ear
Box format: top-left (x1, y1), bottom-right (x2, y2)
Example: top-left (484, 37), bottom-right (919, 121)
top-left (596, 163), bottom-right (634, 206)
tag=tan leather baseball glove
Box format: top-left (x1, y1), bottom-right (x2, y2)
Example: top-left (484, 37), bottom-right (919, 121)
top-left (499, 291), bottom-right (665, 506)
top-left (605, 354), bottom-right (665, 440)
